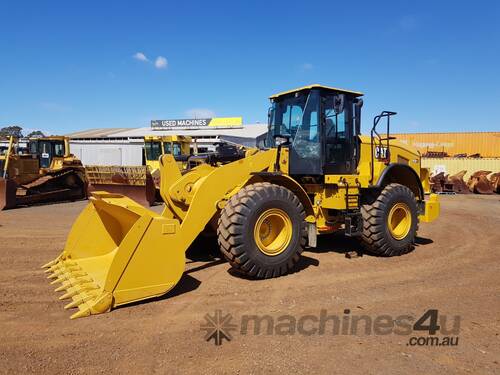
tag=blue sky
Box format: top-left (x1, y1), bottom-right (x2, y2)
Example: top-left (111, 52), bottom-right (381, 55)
top-left (1, 0), bottom-right (499, 135)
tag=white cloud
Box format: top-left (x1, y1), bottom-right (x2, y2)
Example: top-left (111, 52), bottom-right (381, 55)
top-left (155, 56), bottom-right (168, 69)
top-left (301, 63), bottom-right (313, 70)
top-left (133, 52), bottom-right (149, 62)
top-left (185, 108), bottom-right (216, 119)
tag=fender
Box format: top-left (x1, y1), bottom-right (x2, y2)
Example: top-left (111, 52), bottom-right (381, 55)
top-left (246, 172), bottom-right (315, 217)
top-left (375, 163), bottom-right (424, 200)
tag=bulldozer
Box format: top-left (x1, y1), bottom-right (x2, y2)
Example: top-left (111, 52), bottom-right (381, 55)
top-left (85, 135), bottom-right (192, 206)
top-left (42, 84), bottom-right (440, 319)
top-left (1, 136), bottom-right (87, 210)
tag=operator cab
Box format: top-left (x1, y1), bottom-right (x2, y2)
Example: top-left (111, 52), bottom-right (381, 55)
top-left (267, 84), bottom-right (364, 177)
top-left (144, 138), bottom-right (188, 162)
top-left (28, 138), bottom-right (66, 169)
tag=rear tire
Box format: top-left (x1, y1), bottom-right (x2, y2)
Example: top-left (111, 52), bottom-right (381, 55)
top-left (217, 182), bottom-right (307, 278)
top-left (361, 183), bottom-right (418, 256)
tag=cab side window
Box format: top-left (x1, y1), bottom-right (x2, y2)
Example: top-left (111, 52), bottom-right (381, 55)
top-left (54, 142), bottom-right (65, 157)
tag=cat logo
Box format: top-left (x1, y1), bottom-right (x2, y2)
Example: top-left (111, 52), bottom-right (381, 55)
top-left (375, 146), bottom-right (389, 159)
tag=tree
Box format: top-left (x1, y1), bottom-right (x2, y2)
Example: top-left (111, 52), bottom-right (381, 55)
top-left (26, 130), bottom-right (45, 138)
top-left (0, 125), bottom-right (23, 138)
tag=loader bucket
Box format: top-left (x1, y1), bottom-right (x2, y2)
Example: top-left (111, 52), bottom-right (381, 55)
top-left (86, 166), bottom-right (157, 206)
top-left (0, 177), bottom-right (17, 210)
top-left (468, 170), bottom-right (493, 194)
top-left (490, 172), bottom-right (500, 194)
top-left (448, 170), bottom-right (470, 194)
top-left (42, 192), bottom-right (186, 319)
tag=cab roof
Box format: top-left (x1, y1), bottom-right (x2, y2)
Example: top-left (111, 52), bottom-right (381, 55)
top-left (270, 84), bottom-right (363, 99)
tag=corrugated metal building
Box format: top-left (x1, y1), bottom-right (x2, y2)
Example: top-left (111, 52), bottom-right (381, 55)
top-left (67, 124), bottom-right (268, 166)
top-left (393, 132), bottom-right (500, 158)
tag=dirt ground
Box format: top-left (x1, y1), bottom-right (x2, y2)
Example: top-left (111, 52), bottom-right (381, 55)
top-left (0, 194), bottom-right (499, 374)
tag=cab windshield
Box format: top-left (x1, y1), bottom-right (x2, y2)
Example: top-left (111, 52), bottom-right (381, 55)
top-left (53, 141), bottom-right (65, 156)
top-left (163, 142), bottom-right (172, 154)
top-left (267, 90), bottom-right (320, 158)
top-left (145, 141), bottom-right (162, 161)
top-left (172, 142), bottom-right (182, 156)
top-left (162, 142), bottom-right (182, 156)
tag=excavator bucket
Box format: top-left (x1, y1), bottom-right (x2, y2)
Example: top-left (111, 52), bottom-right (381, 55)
top-left (41, 192), bottom-right (186, 319)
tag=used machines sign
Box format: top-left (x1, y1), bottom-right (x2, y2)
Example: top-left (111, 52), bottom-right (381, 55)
top-left (151, 117), bottom-right (243, 130)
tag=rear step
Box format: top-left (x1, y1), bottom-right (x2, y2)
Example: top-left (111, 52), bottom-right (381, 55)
top-left (344, 212), bottom-right (362, 237)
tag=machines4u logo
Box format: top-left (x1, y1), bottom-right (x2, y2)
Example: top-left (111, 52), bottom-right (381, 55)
top-left (200, 310), bottom-right (238, 346)
top-left (201, 309), bottom-right (460, 346)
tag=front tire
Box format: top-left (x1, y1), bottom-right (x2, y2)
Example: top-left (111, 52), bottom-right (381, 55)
top-left (361, 183), bottom-right (418, 256)
top-left (217, 182), bottom-right (307, 278)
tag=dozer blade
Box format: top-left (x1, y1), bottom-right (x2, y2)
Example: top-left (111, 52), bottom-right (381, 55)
top-left (0, 177), bottom-right (18, 210)
top-left (41, 191), bottom-right (185, 319)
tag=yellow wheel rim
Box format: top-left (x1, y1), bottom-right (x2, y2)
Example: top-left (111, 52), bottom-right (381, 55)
top-left (254, 208), bottom-right (292, 256)
top-left (387, 202), bottom-right (412, 240)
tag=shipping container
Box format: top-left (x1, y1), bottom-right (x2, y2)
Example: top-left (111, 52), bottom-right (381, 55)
top-left (393, 132), bottom-right (500, 158)
top-left (422, 158), bottom-right (500, 180)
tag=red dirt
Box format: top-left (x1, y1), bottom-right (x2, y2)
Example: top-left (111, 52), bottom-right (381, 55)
top-left (0, 195), bottom-right (499, 374)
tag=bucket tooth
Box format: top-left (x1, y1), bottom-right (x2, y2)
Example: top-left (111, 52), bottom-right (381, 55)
top-left (59, 290), bottom-right (79, 300)
top-left (70, 308), bottom-right (91, 320)
top-left (64, 291), bottom-right (98, 309)
top-left (65, 296), bottom-right (83, 309)
top-left (51, 274), bottom-right (92, 286)
top-left (56, 280), bottom-right (73, 290)
top-left (41, 259), bottom-right (58, 269)
top-left (54, 284), bottom-right (68, 292)
top-left (66, 282), bottom-right (99, 294)
top-left (64, 300), bottom-right (82, 309)
top-left (50, 277), bottom-right (64, 285)
top-left (52, 270), bottom-right (86, 280)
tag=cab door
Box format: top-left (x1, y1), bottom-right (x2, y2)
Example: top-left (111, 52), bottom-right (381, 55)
top-left (38, 140), bottom-right (53, 168)
top-left (322, 95), bottom-right (357, 175)
top-left (288, 90), bottom-right (322, 175)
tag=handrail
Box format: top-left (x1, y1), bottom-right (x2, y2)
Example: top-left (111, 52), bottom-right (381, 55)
top-left (370, 111), bottom-right (397, 183)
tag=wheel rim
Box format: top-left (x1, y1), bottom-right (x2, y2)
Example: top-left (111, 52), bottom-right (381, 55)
top-left (254, 208), bottom-right (292, 256)
top-left (387, 202), bottom-right (412, 240)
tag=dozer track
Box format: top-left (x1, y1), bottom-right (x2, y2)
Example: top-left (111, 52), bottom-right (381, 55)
top-left (0, 167), bottom-right (88, 209)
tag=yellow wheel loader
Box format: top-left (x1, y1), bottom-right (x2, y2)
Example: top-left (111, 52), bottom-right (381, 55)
top-left (42, 84), bottom-right (440, 319)
top-left (86, 135), bottom-right (192, 206)
top-left (1, 136), bottom-right (87, 210)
